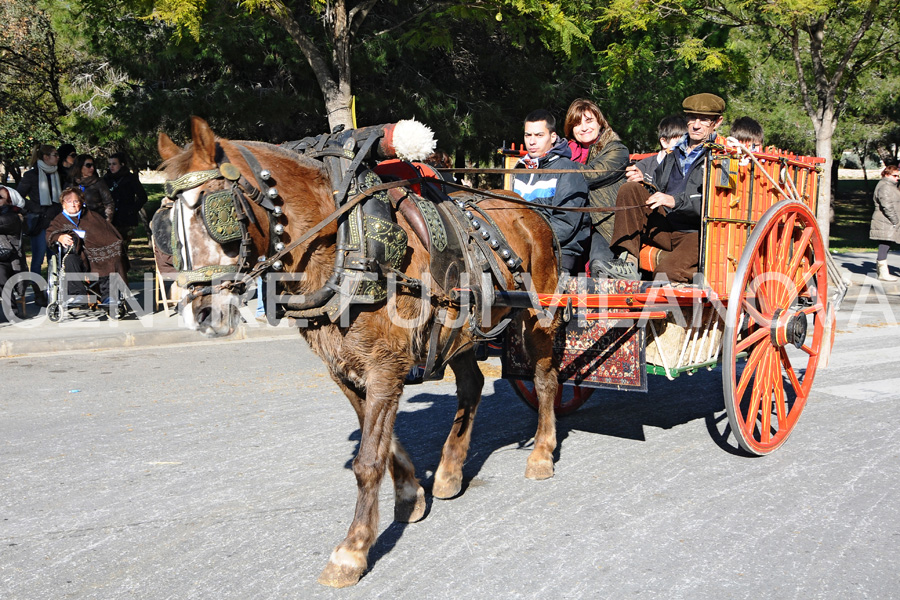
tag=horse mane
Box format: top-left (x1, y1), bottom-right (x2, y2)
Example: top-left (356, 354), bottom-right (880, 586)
top-left (159, 137), bottom-right (330, 185)
top-left (158, 141), bottom-right (197, 177)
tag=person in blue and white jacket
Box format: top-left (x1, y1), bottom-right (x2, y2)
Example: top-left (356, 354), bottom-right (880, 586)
top-left (513, 109), bottom-right (590, 275)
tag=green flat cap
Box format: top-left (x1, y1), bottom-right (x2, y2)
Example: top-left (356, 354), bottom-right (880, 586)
top-left (683, 93), bottom-right (725, 116)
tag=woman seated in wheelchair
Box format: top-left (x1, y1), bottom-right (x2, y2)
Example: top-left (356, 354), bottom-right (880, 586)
top-left (46, 187), bottom-right (126, 307)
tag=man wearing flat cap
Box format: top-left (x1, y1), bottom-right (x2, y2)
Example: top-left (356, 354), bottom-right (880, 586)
top-left (593, 93), bottom-right (725, 283)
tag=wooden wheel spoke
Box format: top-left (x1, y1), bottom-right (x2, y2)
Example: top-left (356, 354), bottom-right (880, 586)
top-left (750, 250), bottom-right (765, 284)
top-left (741, 298), bottom-right (771, 328)
top-left (759, 229), bottom-right (779, 305)
top-left (784, 226), bottom-right (814, 281)
top-left (779, 346), bottom-right (805, 397)
top-left (744, 349), bottom-right (769, 436)
top-left (772, 361), bottom-right (788, 428)
top-left (798, 302), bottom-right (824, 316)
top-left (776, 213), bottom-right (798, 275)
top-left (747, 263), bottom-right (781, 316)
top-left (788, 259), bottom-right (825, 304)
top-left (758, 351), bottom-right (776, 443)
top-left (736, 340), bottom-right (768, 404)
top-left (735, 326), bottom-right (769, 354)
top-left (765, 221), bottom-right (779, 274)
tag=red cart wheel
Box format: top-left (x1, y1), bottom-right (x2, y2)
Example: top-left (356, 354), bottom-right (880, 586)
top-left (510, 379), bottom-right (594, 416)
top-left (723, 201), bottom-right (827, 455)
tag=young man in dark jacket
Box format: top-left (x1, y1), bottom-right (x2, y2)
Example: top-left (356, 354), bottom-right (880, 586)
top-left (512, 109), bottom-right (590, 275)
top-left (601, 93), bottom-right (725, 283)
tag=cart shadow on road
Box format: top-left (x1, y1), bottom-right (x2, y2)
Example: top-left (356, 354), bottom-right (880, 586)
top-left (348, 366), bottom-right (761, 571)
top-left (541, 367), bottom-right (754, 458)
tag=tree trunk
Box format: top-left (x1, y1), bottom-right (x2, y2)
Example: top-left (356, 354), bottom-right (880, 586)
top-left (814, 126), bottom-right (835, 250)
top-left (266, 6), bottom-right (355, 133)
top-left (874, 143), bottom-right (899, 166)
top-left (322, 82), bottom-right (354, 132)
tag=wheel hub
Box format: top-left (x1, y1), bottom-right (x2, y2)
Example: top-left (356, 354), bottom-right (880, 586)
top-left (771, 308), bottom-right (808, 349)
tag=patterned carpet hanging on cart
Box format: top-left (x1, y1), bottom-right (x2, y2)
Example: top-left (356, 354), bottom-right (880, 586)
top-left (502, 277), bottom-right (647, 392)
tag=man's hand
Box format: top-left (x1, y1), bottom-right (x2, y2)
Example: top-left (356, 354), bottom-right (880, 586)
top-left (624, 164), bottom-right (644, 183)
top-left (646, 192), bottom-right (675, 211)
top-left (58, 234), bottom-right (75, 247)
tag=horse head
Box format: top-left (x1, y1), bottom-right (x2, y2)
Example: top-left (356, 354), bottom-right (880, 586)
top-left (157, 117), bottom-right (332, 337)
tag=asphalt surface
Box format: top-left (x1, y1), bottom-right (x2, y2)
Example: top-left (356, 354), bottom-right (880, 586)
top-left (1, 252), bottom-right (899, 599)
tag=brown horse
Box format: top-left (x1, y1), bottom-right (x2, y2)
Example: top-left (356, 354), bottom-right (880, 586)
top-left (157, 117), bottom-right (563, 587)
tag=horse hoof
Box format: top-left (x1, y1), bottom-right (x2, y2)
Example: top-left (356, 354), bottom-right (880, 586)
top-left (317, 561), bottom-right (364, 588)
top-left (432, 472), bottom-right (462, 499)
top-left (395, 487), bottom-right (426, 522)
top-left (525, 460), bottom-right (554, 481)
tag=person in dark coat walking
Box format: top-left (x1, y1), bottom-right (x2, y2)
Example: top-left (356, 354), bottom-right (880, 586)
top-left (104, 153), bottom-right (148, 272)
top-left (869, 164), bottom-right (900, 282)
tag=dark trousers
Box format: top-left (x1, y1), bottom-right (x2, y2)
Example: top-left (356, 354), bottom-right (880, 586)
top-left (115, 224), bottom-right (134, 273)
top-left (611, 182), bottom-right (700, 283)
top-left (60, 252), bottom-right (111, 298)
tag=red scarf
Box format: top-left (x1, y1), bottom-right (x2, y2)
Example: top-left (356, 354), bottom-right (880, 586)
top-left (568, 139), bottom-right (593, 164)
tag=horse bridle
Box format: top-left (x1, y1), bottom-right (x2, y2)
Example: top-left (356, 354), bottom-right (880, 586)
top-left (164, 144), bottom-right (280, 306)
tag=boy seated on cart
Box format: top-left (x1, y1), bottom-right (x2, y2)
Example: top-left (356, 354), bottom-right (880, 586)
top-left (596, 93), bottom-right (725, 283)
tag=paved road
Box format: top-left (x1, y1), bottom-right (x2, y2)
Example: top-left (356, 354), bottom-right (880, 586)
top-left (2, 292), bottom-right (899, 599)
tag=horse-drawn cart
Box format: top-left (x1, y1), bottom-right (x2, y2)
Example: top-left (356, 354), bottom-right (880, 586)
top-left (498, 143), bottom-right (845, 455)
top-left (157, 119), bottom-right (847, 586)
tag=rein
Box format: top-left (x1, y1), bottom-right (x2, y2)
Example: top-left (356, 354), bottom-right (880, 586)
top-left (430, 177), bottom-right (644, 213)
top-left (167, 144), bottom-right (643, 310)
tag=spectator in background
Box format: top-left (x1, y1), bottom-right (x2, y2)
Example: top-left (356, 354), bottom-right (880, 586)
top-left (0, 184), bottom-right (25, 209)
top-left (57, 143), bottom-right (78, 188)
top-left (0, 186), bottom-right (26, 319)
top-left (869, 164), bottom-right (900, 282)
top-left (16, 144), bottom-right (63, 295)
top-left (104, 153), bottom-right (148, 272)
top-left (563, 98), bottom-right (628, 278)
top-left (73, 154), bottom-right (115, 222)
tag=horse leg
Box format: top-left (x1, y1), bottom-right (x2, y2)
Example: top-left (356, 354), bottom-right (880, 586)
top-left (333, 381), bottom-right (426, 524)
top-left (389, 434), bottom-right (427, 522)
top-left (523, 315), bottom-right (559, 480)
top-left (433, 350), bottom-right (483, 499)
top-left (317, 371), bottom-right (404, 588)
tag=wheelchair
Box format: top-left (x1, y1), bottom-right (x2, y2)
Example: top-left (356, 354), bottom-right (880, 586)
top-left (46, 243), bottom-right (128, 322)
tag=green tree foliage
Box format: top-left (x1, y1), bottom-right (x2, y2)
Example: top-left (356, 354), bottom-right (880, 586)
top-left (587, 19), bottom-right (742, 151)
top-left (141, 0), bottom-right (601, 130)
top-left (603, 0), bottom-right (900, 245)
top-left (0, 0), bottom-right (69, 171)
top-left (75, 0), bottom-right (327, 165)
